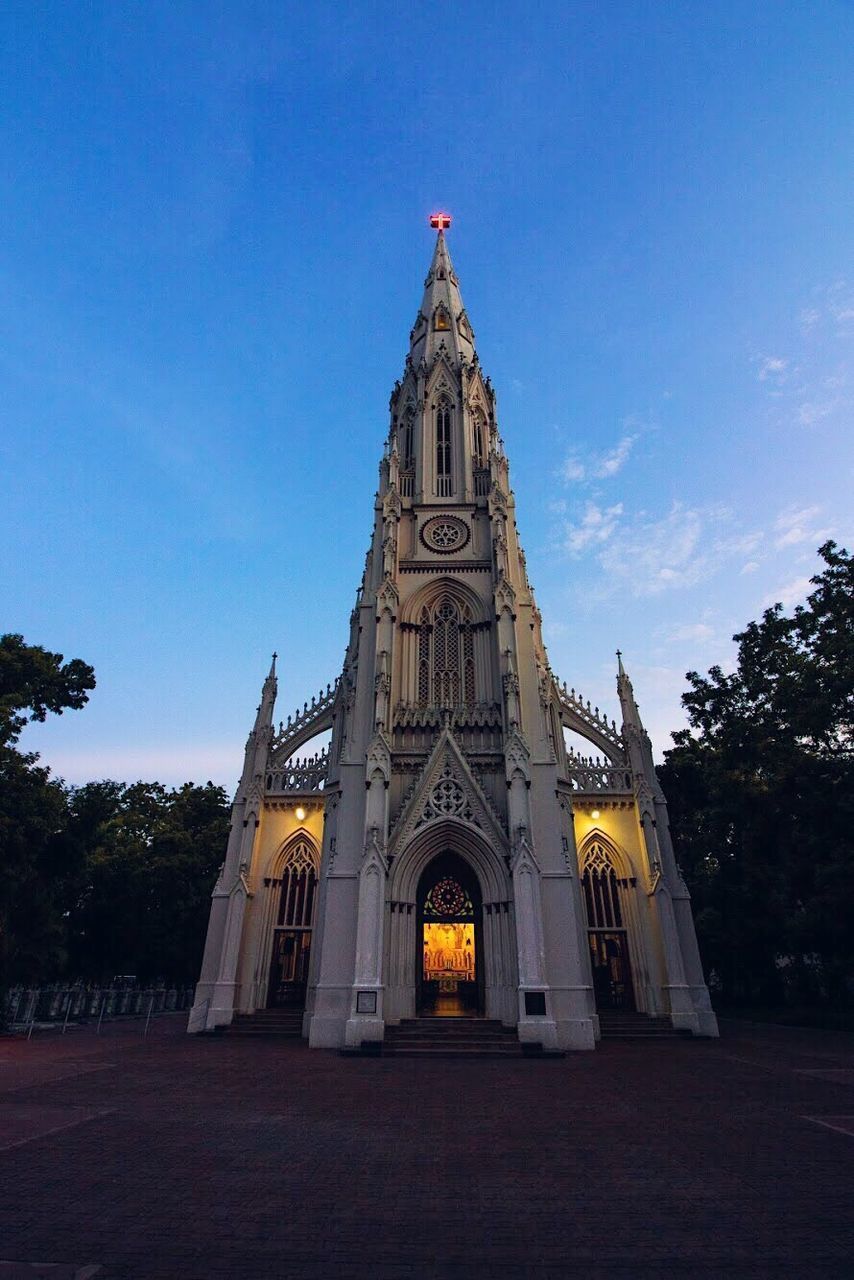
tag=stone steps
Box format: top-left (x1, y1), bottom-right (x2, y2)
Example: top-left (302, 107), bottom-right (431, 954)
top-left (598, 1013), bottom-right (691, 1040)
top-left (223, 1010), bottom-right (304, 1039)
top-left (382, 1017), bottom-right (563, 1059)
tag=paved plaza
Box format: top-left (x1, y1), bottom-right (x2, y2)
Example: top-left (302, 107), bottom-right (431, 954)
top-left (1, 1016), bottom-right (853, 1279)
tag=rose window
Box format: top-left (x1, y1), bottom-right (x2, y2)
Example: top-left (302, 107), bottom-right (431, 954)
top-left (424, 876), bottom-right (473, 918)
top-left (420, 515), bottom-right (470, 554)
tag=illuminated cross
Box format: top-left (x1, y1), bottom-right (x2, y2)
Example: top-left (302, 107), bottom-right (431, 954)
top-left (429, 212), bottom-right (452, 230)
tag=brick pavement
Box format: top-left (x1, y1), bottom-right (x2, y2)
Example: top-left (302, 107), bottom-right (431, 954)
top-left (1, 1015), bottom-right (853, 1278)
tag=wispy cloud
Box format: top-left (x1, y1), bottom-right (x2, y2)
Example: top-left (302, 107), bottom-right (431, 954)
top-left (666, 621), bottom-right (715, 643)
top-left (560, 501), bottom-right (764, 598)
top-left (594, 433), bottom-right (637, 477)
top-left (558, 422), bottom-right (644, 487)
top-left (773, 504), bottom-right (832, 549)
top-left (564, 501), bottom-right (623, 553)
top-left (757, 355), bottom-right (787, 382)
top-left (560, 455), bottom-right (586, 483)
top-left (797, 399), bottom-right (838, 427)
top-left (761, 576), bottom-right (812, 611)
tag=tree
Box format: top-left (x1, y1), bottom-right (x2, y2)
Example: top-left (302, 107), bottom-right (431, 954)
top-left (66, 780), bottom-right (229, 983)
top-left (0, 633), bottom-right (95, 747)
top-left (0, 636), bottom-right (96, 992)
top-left (659, 542), bottom-right (854, 1009)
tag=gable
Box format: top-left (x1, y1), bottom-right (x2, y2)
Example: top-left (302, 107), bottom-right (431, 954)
top-left (390, 728), bottom-right (507, 855)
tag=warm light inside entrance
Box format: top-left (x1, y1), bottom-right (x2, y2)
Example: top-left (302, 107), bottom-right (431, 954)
top-left (591, 809), bottom-right (601, 820)
top-left (423, 922), bottom-right (475, 982)
top-left (295, 806), bottom-right (306, 821)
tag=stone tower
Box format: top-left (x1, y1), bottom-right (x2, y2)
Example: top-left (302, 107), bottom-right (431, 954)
top-left (189, 225), bottom-right (718, 1050)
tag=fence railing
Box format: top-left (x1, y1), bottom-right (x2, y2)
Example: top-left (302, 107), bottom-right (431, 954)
top-left (4, 983), bottom-right (195, 1034)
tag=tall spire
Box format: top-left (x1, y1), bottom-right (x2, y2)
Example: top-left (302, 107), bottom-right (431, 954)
top-left (408, 220), bottom-right (476, 371)
top-left (254, 651), bottom-right (278, 731)
top-left (616, 649), bottom-right (641, 732)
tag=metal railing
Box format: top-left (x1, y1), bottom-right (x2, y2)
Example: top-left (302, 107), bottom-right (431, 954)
top-left (4, 982), bottom-right (195, 1036)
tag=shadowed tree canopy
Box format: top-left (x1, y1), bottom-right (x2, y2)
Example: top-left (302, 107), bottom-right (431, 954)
top-left (659, 542), bottom-right (854, 1009)
top-left (0, 635), bottom-right (96, 991)
top-left (0, 635), bottom-right (228, 993)
top-left (0, 633), bottom-right (95, 747)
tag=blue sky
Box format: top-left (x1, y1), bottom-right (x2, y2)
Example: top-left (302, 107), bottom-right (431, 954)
top-left (2, 2), bottom-right (852, 787)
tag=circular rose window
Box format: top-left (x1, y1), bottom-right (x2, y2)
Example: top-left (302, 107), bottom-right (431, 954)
top-left (420, 515), bottom-right (470, 554)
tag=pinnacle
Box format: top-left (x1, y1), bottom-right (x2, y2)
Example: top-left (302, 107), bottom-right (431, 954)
top-left (409, 223), bottom-right (474, 370)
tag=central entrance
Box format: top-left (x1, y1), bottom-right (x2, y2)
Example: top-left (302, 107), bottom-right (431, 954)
top-left (416, 852), bottom-right (483, 1016)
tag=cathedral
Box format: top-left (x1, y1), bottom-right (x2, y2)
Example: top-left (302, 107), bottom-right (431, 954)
top-left (188, 221), bottom-right (718, 1051)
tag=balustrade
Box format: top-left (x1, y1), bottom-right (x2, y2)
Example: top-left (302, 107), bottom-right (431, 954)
top-left (266, 749), bottom-right (329, 795)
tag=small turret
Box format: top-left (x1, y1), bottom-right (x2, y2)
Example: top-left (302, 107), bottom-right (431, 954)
top-left (254, 652), bottom-right (278, 731)
top-left (616, 650), bottom-right (659, 792)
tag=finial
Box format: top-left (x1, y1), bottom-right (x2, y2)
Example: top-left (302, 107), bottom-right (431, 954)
top-left (429, 212), bottom-right (452, 231)
top-left (268, 651), bottom-right (278, 678)
top-left (616, 649), bottom-right (625, 678)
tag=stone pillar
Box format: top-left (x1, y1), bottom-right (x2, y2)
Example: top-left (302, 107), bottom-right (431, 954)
top-left (344, 734), bottom-right (391, 1047)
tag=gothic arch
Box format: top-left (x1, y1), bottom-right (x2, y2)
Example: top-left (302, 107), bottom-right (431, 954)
top-left (577, 831), bottom-right (649, 1014)
top-left (268, 829), bottom-right (320, 880)
top-left (400, 576), bottom-right (486, 625)
top-left (577, 831), bottom-right (636, 882)
top-left (399, 579), bottom-right (488, 707)
top-left (389, 817), bottom-right (509, 905)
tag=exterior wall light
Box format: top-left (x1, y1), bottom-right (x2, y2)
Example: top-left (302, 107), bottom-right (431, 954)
top-left (295, 807), bottom-right (306, 822)
top-left (591, 809), bottom-right (601, 821)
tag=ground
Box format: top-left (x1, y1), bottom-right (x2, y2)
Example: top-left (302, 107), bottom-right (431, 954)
top-left (1, 1017), bottom-right (853, 1279)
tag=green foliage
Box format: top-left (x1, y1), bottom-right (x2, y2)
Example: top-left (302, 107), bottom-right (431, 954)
top-left (0, 634), bottom-right (229, 991)
top-left (66, 780), bottom-right (229, 983)
top-left (0, 633), bottom-right (95, 747)
top-left (0, 635), bottom-right (96, 991)
top-left (659, 542), bottom-right (854, 1008)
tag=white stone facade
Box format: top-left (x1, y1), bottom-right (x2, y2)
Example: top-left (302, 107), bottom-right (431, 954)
top-left (188, 232), bottom-right (718, 1049)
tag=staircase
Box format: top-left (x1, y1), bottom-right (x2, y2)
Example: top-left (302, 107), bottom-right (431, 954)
top-left (381, 1016), bottom-right (562, 1058)
top-left (223, 1008), bottom-right (304, 1039)
top-left (598, 1011), bottom-right (691, 1041)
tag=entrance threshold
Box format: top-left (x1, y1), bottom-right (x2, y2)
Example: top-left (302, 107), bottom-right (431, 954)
top-left (421, 994), bottom-right (483, 1018)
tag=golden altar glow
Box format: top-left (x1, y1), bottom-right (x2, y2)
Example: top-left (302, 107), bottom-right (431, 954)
top-left (423, 922), bottom-right (475, 982)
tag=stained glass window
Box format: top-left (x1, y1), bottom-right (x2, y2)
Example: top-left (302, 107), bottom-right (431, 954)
top-left (424, 875), bottom-right (473, 919)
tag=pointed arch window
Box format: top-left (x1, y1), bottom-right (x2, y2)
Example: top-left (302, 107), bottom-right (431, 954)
top-left (402, 409), bottom-right (414, 471)
top-left (581, 843), bottom-right (624, 930)
top-left (436, 402), bottom-right (453, 497)
top-left (276, 840), bottom-right (318, 929)
top-left (416, 595), bottom-right (476, 708)
top-left (472, 408), bottom-right (486, 469)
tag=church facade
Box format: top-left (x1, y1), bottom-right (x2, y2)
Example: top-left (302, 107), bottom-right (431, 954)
top-left (188, 226), bottom-right (718, 1051)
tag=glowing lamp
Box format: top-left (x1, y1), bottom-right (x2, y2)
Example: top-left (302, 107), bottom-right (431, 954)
top-left (429, 212), bottom-right (452, 230)
top-left (295, 806), bottom-right (306, 822)
top-left (591, 809), bottom-right (601, 821)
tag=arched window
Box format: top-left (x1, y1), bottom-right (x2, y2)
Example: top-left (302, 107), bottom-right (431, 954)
top-left (277, 840), bottom-right (318, 929)
top-left (472, 408), bottom-right (486, 469)
top-left (416, 595), bottom-right (476, 707)
top-left (417, 606), bottom-right (431, 705)
top-left (581, 842), bottom-right (624, 930)
top-left (399, 408), bottom-right (414, 471)
top-left (436, 402), bottom-right (453, 496)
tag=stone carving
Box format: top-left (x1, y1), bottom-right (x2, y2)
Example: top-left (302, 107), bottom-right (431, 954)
top-left (414, 764), bottom-right (481, 830)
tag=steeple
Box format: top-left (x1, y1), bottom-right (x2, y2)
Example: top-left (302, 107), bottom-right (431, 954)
top-left (408, 226), bottom-right (476, 372)
top-left (616, 649), bottom-right (641, 733)
top-left (389, 217), bottom-right (496, 508)
top-left (255, 651), bottom-right (278, 731)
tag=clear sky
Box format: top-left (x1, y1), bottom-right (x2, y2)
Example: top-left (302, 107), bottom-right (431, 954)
top-left (3, 2), bottom-right (852, 788)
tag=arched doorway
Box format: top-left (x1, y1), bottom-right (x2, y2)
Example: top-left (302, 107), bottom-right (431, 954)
top-left (581, 842), bottom-right (636, 1012)
top-left (267, 839), bottom-right (318, 1009)
top-left (416, 852), bottom-right (483, 1016)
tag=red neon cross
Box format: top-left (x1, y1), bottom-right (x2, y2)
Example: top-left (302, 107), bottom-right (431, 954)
top-left (429, 212), bottom-right (452, 230)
